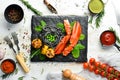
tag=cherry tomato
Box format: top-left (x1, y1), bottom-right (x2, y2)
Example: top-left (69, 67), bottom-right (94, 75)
top-left (113, 78), bottom-right (119, 80)
top-left (89, 65), bottom-right (95, 72)
top-left (100, 71), bottom-right (107, 77)
top-left (83, 62), bottom-right (89, 69)
top-left (89, 58), bottom-right (95, 65)
top-left (94, 69), bottom-right (100, 75)
top-left (114, 70), bottom-right (120, 77)
top-left (106, 73), bottom-right (114, 80)
top-left (107, 67), bottom-right (114, 74)
top-left (100, 63), bottom-right (107, 70)
top-left (106, 73), bottom-right (111, 79)
top-left (95, 61), bottom-right (101, 67)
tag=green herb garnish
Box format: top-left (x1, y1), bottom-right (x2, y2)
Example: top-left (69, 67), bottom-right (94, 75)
top-left (88, 16), bottom-right (93, 23)
top-left (35, 20), bottom-right (46, 32)
top-left (72, 44), bottom-right (85, 58)
top-left (18, 76), bottom-right (25, 80)
top-left (96, 9), bottom-right (104, 27)
top-left (30, 49), bottom-right (40, 59)
top-left (88, 9), bottom-right (104, 28)
top-left (56, 22), bottom-right (65, 33)
top-left (39, 53), bottom-right (46, 60)
top-left (70, 21), bottom-right (76, 29)
top-left (31, 77), bottom-right (37, 80)
top-left (72, 47), bottom-right (80, 58)
top-left (79, 34), bottom-right (85, 40)
top-left (20, 0), bottom-right (42, 16)
top-left (109, 27), bottom-right (120, 44)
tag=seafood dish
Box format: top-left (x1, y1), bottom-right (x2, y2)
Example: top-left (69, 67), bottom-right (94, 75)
top-left (31, 16), bottom-right (88, 62)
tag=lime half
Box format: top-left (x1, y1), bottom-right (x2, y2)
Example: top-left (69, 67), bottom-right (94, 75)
top-left (88, 0), bottom-right (104, 14)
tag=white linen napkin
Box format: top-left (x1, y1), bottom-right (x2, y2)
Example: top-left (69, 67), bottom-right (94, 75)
top-left (111, 0), bottom-right (120, 25)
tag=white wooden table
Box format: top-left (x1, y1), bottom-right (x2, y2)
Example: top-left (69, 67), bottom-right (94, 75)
top-left (0, 0), bottom-right (120, 80)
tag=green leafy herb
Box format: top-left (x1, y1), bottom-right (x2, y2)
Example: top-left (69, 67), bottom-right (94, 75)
top-left (35, 20), bottom-right (46, 32)
top-left (18, 76), bottom-right (25, 80)
top-left (35, 26), bottom-right (43, 32)
top-left (14, 68), bottom-right (19, 75)
top-left (88, 16), bottom-right (93, 23)
top-left (56, 22), bottom-right (65, 33)
top-left (70, 21), bottom-right (76, 29)
top-left (109, 27), bottom-right (120, 44)
top-left (72, 44), bottom-right (85, 58)
top-left (72, 48), bottom-right (80, 58)
top-left (31, 77), bottom-right (37, 80)
top-left (30, 49), bottom-right (40, 59)
top-left (39, 53), bottom-right (46, 60)
top-left (78, 43), bottom-right (85, 50)
top-left (79, 34), bottom-right (85, 40)
top-left (89, 9), bottom-right (104, 28)
top-left (96, 9), bottom-right (104, 28)
top-left (20, 0), bottom-right (42, 16)
top-left (40, 20), bottom-right (46, 27)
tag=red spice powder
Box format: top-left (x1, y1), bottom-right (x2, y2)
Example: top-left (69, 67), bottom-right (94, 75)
top-left (1, 60), bottom-right (15, 74)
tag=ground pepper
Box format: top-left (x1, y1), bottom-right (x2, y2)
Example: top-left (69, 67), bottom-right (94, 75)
top-left (1, 60), bottom-right (15, 74)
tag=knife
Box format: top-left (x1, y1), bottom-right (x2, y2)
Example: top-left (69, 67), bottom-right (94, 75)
top-left (44, 0), bottom-right (58, 14)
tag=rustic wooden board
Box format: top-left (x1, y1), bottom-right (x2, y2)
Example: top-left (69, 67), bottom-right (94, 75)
top-left (31, 15), bottom-right (88, 62)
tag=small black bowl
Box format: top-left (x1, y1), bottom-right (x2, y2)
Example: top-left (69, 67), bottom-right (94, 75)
top-left (4, 4), bottom-right (24, 24)
top-left (0, 59), bottom-right (16, 74)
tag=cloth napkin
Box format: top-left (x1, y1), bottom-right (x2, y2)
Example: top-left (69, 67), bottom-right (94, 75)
top-left (111, 0), bottom-right (120, 25)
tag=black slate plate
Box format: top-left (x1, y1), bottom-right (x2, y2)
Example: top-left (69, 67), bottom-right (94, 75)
top-left (31, 15), bottom-right (88, 62)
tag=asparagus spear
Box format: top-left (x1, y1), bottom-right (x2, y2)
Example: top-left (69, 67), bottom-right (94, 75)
top-left (20, 0), bottom-right (42, 16)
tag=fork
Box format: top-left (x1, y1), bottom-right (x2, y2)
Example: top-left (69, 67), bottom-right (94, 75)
top-left (4, 36), bottom-right (16, 54)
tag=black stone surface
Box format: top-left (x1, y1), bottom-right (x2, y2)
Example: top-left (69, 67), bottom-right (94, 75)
top-left (31, 15), bottom-right (88, 62)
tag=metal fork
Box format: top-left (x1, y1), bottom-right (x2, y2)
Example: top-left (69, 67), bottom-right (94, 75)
top-left (4, 36), bottom-right (16, 54)
top-left (11, 32), bottom-right (20, 52)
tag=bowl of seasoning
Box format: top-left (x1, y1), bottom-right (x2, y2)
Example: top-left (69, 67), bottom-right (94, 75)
top-left (4, 4), bottom-right (24, 24)
top-left (0, 59), bottom-right (16, 74)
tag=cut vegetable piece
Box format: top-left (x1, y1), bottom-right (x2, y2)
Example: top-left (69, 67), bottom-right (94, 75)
top-left (88, 0), bottom-right (104, 14)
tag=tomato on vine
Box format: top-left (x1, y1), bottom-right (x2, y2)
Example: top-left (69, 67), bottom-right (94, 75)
top-left (100, 71), bottom-right (106, 77)
top-left (107, 67), bottom-right (114, 74)
top-left (100, 63), bottom-right (107, 70)
top-left (89, 58), bottom-right (95, 65)
top-left (94, 69), bottom-right (100, 75)
top-left (95, 61), bottom-right (101, 67)
top-left (83, 62), bottom-right (89, 69)
top-left (89, 65), bottom-right (95, 72)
